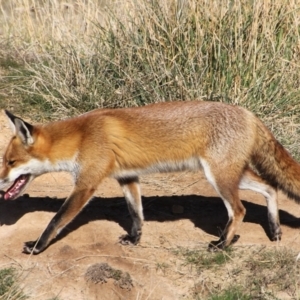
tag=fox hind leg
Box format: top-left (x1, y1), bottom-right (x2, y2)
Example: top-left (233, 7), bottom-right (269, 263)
top-left (239, 168), bottom-right (281, 241)
top-left (118, 176), bottom-right (144, 245)
top-left (209, 184), bottom-right (246, 250)
top-left (201, 159), bottom-right (246, 250)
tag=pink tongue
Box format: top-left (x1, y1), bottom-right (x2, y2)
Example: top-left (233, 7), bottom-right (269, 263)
top-left (4, 175), bottom-right (28, 200)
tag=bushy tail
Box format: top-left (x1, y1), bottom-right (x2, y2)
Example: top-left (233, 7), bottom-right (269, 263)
top-left (252, 119), bottom-right (300, 202)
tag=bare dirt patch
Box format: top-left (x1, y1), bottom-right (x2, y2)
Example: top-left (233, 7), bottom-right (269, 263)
top-left (0, 114), bottom-right (299, 299)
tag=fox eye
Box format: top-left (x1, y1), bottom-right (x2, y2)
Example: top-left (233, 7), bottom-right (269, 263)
top-left (7, 160), bottom-right (16, 166)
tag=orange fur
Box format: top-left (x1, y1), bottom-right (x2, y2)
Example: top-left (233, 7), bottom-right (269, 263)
top-left (0, 101), bottom-right (298, 254)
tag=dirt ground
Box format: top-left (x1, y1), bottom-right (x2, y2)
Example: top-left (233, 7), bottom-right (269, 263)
top-left (0, 113), bottom-right (299, 300)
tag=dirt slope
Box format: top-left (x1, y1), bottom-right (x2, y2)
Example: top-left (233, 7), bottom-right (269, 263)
top-left (0, 113), bottom-right (299, 299)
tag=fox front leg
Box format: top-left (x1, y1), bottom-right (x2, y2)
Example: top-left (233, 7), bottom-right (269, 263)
top-left (23, 186), bottom-right (95, 254)
top-left (117, 177), bottom-right (144, 245)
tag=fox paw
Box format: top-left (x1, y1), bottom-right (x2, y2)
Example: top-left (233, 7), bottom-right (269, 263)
top-left (270, 233), bottom-right (282, 242)
top-left (23, 241), bottom-right (41, 254)
top-left (208, 234), bottom-right (240, 252)
top-left (208, 240), bottom-right (225, 252)
top-left (119, 234), bottom-right (140, 245)
top-left (270, 228), bottom-right (282, 242)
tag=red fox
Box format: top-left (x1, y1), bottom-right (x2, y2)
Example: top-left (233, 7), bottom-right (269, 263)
top-left (0, 101), bottom-right (298, 254)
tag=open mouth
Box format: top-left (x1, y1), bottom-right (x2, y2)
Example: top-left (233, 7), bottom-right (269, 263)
top-left (4, 174), bottom-right (31, 200)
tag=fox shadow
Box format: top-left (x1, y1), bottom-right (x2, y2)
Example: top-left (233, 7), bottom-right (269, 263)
top-left (0, 194), bottom-right (300, 246)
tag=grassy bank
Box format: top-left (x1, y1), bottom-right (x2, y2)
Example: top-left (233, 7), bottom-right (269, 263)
top-left (0, 0), bottom-right (300, 150)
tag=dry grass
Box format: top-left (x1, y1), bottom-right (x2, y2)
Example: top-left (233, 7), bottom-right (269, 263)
top-left (174, 245), bottom-right (300, 299)
top-left (0, 266), bottom-right (27, 300)
top-left (0, 2), bottom-right (299, 109)
top-left (85, 262), bottom-right (133, 290)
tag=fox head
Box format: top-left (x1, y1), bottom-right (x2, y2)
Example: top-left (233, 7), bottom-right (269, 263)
top-left (0, 111), bottom-right (43, 200)
top-left (0, 111), bottom-right (81, 200)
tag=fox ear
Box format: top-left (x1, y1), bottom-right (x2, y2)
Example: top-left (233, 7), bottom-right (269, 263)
top-left (4, 110), bottom-right (35, 146)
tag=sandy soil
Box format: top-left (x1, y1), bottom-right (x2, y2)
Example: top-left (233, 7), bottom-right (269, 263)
top-left (0, 113), bottom-right (299, 299)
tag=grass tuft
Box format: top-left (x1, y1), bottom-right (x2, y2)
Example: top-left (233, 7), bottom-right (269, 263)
top-left (174, 246), bottom-right (233, 273)
top-left (0, 267), bottom-right (27, 300)
top-left (207, 286), bottom-right (252, 300)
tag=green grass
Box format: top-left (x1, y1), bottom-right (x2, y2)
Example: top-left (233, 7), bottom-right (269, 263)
top-left (174, 247), bottom-right (234, 273)
top-left (0, 267), bottom-right (27, 300)
top-left (0, 268), bottom-right (15, 295)
top-left (207, 286), bottom-right (252, 300)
